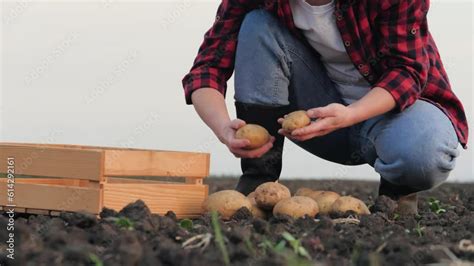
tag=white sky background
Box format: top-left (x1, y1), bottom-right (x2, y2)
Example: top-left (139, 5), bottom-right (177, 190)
top-left (1, 0), bottom-right (473, 182)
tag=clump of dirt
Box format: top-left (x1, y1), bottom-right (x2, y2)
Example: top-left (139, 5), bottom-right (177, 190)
top-left (370, 195), bottom-right (398, 216)
top-left (0, 179), bottom-right (473, 265)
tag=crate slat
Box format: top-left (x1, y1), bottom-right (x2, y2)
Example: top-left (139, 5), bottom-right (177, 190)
top-left (103, 150), bottom-right (210, 178)
top-left (103, 183), bottom-right (208, 218)
top-left (1, 142), bottom-right (210, 179)
top-left (0, 144), bottom-right (104, 181)
top-left (8, 178), bottom-right (83, 186)
top-left (0, 181), bottom-right (101, 213)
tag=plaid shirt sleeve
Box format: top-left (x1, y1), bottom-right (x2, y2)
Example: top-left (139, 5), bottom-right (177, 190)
top-left (182, 1), bottom-right (258, 105)
top-left (374, 0), bottom-right (430, 112)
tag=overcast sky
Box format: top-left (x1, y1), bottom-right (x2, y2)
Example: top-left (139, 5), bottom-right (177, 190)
top-left (1, 0), bottom-right (473, 182)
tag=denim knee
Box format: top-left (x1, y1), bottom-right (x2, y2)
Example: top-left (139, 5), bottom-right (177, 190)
top-left (238, 10), bottom-right (279, 44)
top-left (374, 133), bottom-right (460, 191)
top-left (234, 10), bottom-right (292, 106)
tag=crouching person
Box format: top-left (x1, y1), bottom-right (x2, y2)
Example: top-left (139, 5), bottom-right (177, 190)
top-left (182, 0), bottom-right (468, 214)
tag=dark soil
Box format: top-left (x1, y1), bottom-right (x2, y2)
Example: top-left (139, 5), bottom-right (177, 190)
top-left (1, 178), bottom-right (473, 266)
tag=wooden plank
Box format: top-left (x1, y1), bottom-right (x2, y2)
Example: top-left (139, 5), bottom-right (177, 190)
top-left (103, 183), bottom-right (208, 218)
top-left (26, 208), bottom-right (50, 215)
top-left (1, 142), bottom-right (202, 153)
top-left (0, 181), bottom-right (101, 213)
top-left (106, 177), bottom-right (165, 184)
top-left (104, 150), bottom-right (210, 178)
top-left (0, 207), bottom-right (26, 213)
top-left (186, 178), bottom-right (203, 185)
top-left (14, 207), bottom-right (26, 213)
top-left (11, 178), bottom-right (81, 186)
top-left (13, 178), bottom-right (101, 189)
top-left (1, 142), bottom-right (211, 178)
top-left (0, 145), bottom-right (104, 181)
top-left (50, 211), bottom-right (61, 216)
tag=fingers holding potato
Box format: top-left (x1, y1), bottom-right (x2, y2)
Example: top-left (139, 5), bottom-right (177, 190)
top-left (281, 111), bottom-right (311, 132)
top-left (235, 124), bottom-right (271, 149)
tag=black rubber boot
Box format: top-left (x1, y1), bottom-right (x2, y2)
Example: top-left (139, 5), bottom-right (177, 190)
top-left (378, 178), bottom-right (419, 199)
top-left (234, 102), bottom-right (290, 195)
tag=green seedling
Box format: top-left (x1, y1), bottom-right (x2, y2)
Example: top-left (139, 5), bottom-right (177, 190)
top-left (428, 198), bottom-right (446, 214)
top-left (414, 222), bottom-right (425, 237)
top-left (112, 217), bottom-right (134, 230)
top-left (393, 213), bottom-right (400, 220)
top-left (281, 232), bottom-right (312, 260)
top-left (211, 211), bottom-right (230, 266)
top-left (88, 253), bottom-right (104, 266)
top-left (258, 234), bottom-right (312, 265)
top-left (244, 237), bottom-right (257, 258)
top-left (179, 219), bottom-right (194, 231)
top-left (259, 239), bottom-right (285, 255)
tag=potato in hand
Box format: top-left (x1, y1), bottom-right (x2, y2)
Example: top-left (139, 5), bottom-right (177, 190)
top-left (235, 124), bottom-right (270, 149)
top-left (282, 111), bottom-right (311, 132)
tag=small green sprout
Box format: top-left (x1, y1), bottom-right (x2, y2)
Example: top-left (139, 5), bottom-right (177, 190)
top-left (179, 219), bottom-right (194, 231)
top-left (244, 237), bottom-right (257, 258)
top-left (393, 213), bottom-right (400, 220)
top-left (259, 239), bottom-right (284, 255)
top-left (88, 253), bottom-right (104, 266)
top-left (414, 222), bottom-right (425, 237)
top-left (112, 217), bottom-right (134, 230)
top-left (281, 232), bottom-right (312, 260)
top-left (258, 234), bottom-right (312, 265)
top-left (211, 211), bottom-right (230, 266)
top-left (428, 198), bottom-right (446, 214)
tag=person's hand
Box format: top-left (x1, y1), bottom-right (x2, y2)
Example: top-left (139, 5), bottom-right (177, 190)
top-left (278, 103), bottom-right (355, 141)
top-left (218, 119), bottom-right (275, 158)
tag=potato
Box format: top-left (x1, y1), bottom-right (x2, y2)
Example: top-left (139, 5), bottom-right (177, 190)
top-left (295, 187), bottom-right (314, 197)
top-left (273, 196), bottom-right (319, 219)
top-left (308, 191), bottom-right (340, 214)
top-left (282, 111), bottom-right (311, 132)
top-left (330, 196), bottom-right (371, 215)
top-left (247, 192), bottom-right (267, 219)
top-left (254, 182), bottom-right (291, 210)
top-left (202, 190), bottom-right (252, 220)
top-left (235, 124), bottom-right (270, 149)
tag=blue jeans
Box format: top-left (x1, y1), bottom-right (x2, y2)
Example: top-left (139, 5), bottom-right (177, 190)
top-left (234, 10), bottom-right (460, 192)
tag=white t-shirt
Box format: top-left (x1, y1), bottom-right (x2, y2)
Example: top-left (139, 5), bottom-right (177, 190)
top-left (290, 0), bottom-right (370, 104)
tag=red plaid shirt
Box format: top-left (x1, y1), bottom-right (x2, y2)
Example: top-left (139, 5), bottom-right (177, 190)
top-left (182, 0), bottom-right (468, 147)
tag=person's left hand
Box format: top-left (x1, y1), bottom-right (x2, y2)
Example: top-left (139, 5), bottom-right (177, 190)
top-left (278, 103), bottom-right (356, 141)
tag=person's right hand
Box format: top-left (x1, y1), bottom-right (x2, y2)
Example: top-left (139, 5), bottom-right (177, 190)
top-left (218, 119), bottom-right (275, 158)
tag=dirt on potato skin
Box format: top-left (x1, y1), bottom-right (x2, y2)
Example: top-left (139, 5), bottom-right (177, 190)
top-left (0, 178), bottom-right (472, 266)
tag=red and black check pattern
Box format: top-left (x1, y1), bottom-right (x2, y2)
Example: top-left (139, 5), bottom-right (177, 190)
top-left (182, 0), bottom-right (468, 147)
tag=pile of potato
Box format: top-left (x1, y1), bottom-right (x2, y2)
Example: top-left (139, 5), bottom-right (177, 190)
top-left (202, 182), bottom-right (370, 220)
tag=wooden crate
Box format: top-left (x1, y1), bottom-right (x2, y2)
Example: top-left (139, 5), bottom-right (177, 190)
top-left (0, 142), bottom-right (210, 218)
